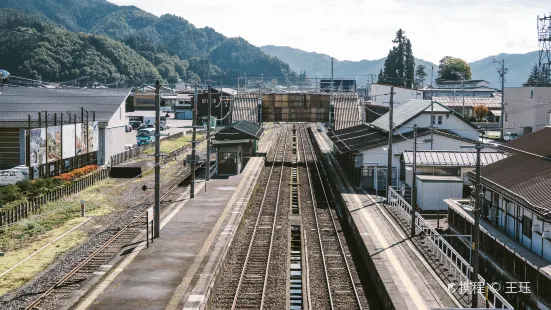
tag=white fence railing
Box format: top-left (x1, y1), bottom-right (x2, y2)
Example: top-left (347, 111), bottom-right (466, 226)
top-left (387, 187), bottom-right (513, 309)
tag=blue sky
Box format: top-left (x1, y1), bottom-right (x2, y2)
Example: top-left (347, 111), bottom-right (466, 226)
top-left (109, 0), bottom-right (549, 63)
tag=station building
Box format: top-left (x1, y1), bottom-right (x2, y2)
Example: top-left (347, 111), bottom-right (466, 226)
top-left (0, 87), bottom-right (131, 176)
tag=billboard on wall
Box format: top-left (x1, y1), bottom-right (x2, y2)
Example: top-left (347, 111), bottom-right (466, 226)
top-left (90, 121), bottom-right (99, 152)
top-left (62, 125), bottom-right (76, 159)
top-left (75, 123), bottom-right (85, 155)
top-left (30, 128), bottom-right (46, 166)
top-left (46, 126), bottom-right (62, 162)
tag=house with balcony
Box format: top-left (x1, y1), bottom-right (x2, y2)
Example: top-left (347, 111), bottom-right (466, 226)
top-left (444, 127), bottom-right (551, 309)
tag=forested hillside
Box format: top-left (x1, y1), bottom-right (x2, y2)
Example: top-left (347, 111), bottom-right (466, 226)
top-left (0, 0), bottom-right (295, 84)
top-left (0, 9), bottom-right (160, 85)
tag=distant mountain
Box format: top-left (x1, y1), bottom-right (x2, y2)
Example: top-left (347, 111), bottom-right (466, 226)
top-left (261, 45), bottom-right (540, 88)
top-left (0, 0), bottom-right (295, 85)
top-left (0, 8), bottom-right (160, 84)
top-left (260, 45), bottom-right (436, 87)
top-left (469, 51), bottom-right (540, 88)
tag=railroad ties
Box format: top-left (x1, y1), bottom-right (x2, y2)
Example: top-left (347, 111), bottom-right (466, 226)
top-left (209, 124), bottom-right (367, 310)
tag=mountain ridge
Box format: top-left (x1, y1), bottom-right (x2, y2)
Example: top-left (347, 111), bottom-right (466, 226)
top-left (261, 45), bottom-right (539, 88)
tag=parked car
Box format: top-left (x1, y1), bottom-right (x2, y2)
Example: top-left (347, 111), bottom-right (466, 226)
top-left (504, 132), bottom-right (519, 141)
top-left (129, 121), bottom-right (142, 130)
top-left (138, 124), bottom-right (155, 130)
top-left (125, 124), bottom-right (132, 132)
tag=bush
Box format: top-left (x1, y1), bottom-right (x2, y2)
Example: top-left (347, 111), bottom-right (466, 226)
top-left (0, 184), bottom-right (23, 205)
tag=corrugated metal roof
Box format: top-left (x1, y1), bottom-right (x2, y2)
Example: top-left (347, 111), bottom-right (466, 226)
top-left (403, 151), bottom-right (506, 167)
top-left (0, 87), bottom-right (130, 123)
top-left (371, 100), bottom-right (449, 132)
top-left (232, 94), bottom-right (258, 123)
top-left (332, 94), bottom-right (362, 130)
top-left (477, 127), bottom-right (551, 216)
top-left (433, 96), bottom-right (502, 109)
top-left (216, 120), bottom-right (264, 139)
top-left (213, 139), bottom-right (251, 145)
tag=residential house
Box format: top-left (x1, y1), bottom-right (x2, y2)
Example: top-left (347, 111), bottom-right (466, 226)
top-left (422, 80), bottom-right (495, 99)
top-left (370, 84), bottom-right (423, 106)
top-left (132, 85), bottom-right (175, 111)
top-left (433, 95), bottom-right (502, 122)
top-left (504, 87), bottom-right (551, 137)
top-left (0, 87), bottom-right (130, 173)
top-left (400, 151), bottom-right (506, 211)
top-left (327, 100), bottom-right (479, 192)
top-left (445, 127), bottom-right (551, 309)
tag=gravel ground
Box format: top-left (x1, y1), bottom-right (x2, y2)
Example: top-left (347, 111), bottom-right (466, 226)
top-left (0, 141), bottom-right (206, 309)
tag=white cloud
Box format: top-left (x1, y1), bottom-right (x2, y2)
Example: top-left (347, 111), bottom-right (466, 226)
top-left (108, 0), bottom-right (549, 63)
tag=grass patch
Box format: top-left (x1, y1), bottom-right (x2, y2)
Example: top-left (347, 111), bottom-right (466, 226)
top-left (144, 134), bottom-right (204, 155)
top-left (0, 218), bottom-right (88, 296)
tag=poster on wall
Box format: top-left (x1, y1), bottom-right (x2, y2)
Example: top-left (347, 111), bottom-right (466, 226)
top-left (30, 128), bottom-right (46, 166)
top-left (62, 125), bottom-right (76, 159)
top-left (90, 121), bottom-right (99, 152)
top-left (47, 126), bottom-right (62, 162)
top-left (75, 123), bottom-right (85, 155)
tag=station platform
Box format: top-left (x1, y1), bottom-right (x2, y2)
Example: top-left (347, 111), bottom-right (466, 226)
top-left (66, 129), bottom-right (275, 310)
top-left (312, 128), bottom-right (458, 310)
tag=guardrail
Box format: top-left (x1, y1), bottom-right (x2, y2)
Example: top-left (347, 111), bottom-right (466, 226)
top-left (387, 187), bottom-right (513, 309)
top-left (0, 169), bottom-right (109, 228)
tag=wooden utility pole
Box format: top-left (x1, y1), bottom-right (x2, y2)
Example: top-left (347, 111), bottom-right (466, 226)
top-left (386, 87), bottom-right (394, 198)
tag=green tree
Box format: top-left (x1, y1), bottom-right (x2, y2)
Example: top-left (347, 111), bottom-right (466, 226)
top-left (415, 64), bottom-right (427, 88)
top-left (404, 39), bottom-right (415, 89)
top-left (380, 29), bottom-right (416, 88)
top-left (437, 56), bottom-right (472, 81)
top-left (526, 64), bottom-right (540, 86)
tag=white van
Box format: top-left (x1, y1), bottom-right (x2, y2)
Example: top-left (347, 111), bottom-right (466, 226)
top-left (0, 165), bottom-right (38, 186)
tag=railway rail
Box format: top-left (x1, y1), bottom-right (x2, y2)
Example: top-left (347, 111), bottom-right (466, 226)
top-left (21, 167), bottom-right (200, 310)
top-left (211, 126), bottom-right (290, 309)
top-left (298, 124), bottom-right (364, 310)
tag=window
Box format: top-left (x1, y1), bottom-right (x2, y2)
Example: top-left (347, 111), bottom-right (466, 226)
top-left (10, 171), bottom-right (16, 176)
top-left (432, 115), bottom-right (442, 125)
top-left (362, 167), bottom-right (374, 177)
top-left (522, 215), bottom-right (532, 238)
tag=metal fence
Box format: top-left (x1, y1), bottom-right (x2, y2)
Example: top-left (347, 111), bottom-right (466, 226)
top-left (387, 187), bottom-right (513, 309)
top-left (110, 132), bottom-right (184, 167)
top-left (0, 169), bottom-right (109, 227)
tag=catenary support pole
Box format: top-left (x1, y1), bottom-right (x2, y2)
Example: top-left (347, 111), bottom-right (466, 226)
top-left (410, 124), bottom-right (418, 237)
top-left (386, 87), bottom-right (394, 199)
top-left (27, 115), bottom-right (33, 180)
top-left (45, 111), bottom-right (49, 178)
top-left (154, 80), bottom-right (161, 238)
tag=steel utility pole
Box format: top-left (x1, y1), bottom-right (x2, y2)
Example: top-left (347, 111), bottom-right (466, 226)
top-left (387, 87), bottom-right (394, 198)
top-left (493, 59), bottom-right (507, 140)
top-left (430, 66), bottom-right (434, 150)
top-left (472, 144), bottom-right (482, 308)
top-left (191, 84), bottom-right (198, 199)
top-left (461, 76), bottom-right (465, 118)
top-left (410, 124), bottom-right (418, 237)
top-left (207, 85), bottom-right (212, 182)
top-left (154, 80), bottom-right (161, 238)
top-left (27, 115), bottom-right (32, 180)
top-left (331, 57), bottom-right (334, 93)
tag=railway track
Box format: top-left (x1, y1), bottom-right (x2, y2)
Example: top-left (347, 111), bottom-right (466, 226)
top-left (21, 168), bottom-right (199, 310)
top-left (298, 124), bottom-right (364, 310)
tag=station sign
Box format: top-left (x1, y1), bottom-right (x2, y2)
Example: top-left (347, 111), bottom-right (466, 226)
top-left (147, 207), bottom-right (154, 223)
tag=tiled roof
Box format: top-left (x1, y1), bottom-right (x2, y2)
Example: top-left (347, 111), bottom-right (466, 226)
top-left (403, 151), bottom-right (506, 167)
top-left (371, 100), bottom-right (449, 132)
top-left (328, 125), bottom-right (477, 154)
top-left (433, 96), bottom-right (502, 109)
top-left (332, 94), bottom-right (362, 130)
top-left (232, 94), bottom-right (258, 123)
top-left (476, 127), bottom-right (551, 216)
top-left (0, 87), bottom-right (130, 123)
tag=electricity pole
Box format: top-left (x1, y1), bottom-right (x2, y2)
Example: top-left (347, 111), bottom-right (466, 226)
top-left (493, 59), bottom-right (507, 140)
top-left (387, 87), bottom-right (394, 198)
top-left (331, 57), bottom-right (334, 93)
top-left (154, 80), bottom-right (161, 238)
top-left (207, 85), bottom-right (212, 182)
top-left (430, 66), bottom-right (434, 150)
top-left (410, 124), bottom-right (418, 237)
top-left (191, 84), bottom-right (197, 199)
